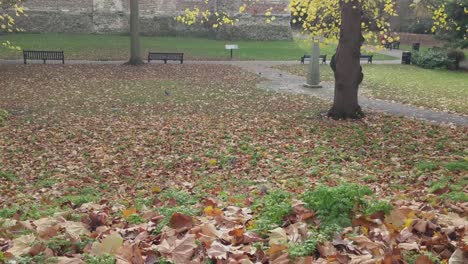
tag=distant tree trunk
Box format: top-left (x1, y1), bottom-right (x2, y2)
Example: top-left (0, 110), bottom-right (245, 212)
top-left (127, 0), bottom-right (144, 65)
top-left (328, 0), bottom-right (364, 119)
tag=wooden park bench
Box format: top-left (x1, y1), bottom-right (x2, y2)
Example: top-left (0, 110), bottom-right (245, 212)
top-left (360, 55), bottom-right (373, 64)
top-left (23, 50), bottom-right (65, 64)
top-left (148, 52), bottom-right (184, 64)
top-left (300, 54), bottom-right (327, 64)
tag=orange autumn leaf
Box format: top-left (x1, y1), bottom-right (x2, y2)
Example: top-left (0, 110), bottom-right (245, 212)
top-left (204, 206), bottom-right (223, 217)
top-left (151, 186), bottom-right (162, 193)
top-left (228, 227), bottom-right (245, 238)
top-left (229, 227), bottom-right (245, 244)
top-left (268, 244), bottom-right (288, 256)
top-left (122, 207), bottom-right (137, 219)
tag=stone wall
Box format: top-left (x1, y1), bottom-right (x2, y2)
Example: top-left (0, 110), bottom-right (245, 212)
top-left (397, 33), bottom-right (445, 46)
top-left (15, 0), bottom-right (292, 40)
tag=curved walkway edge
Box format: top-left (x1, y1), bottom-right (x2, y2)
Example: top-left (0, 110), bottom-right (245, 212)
top-left (1, 59), bottom-right (466, 126)
top-left (228, 61), bottom-right (468, 127)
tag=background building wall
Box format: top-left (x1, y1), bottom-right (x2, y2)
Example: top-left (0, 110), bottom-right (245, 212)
top-left (15, 0), bottom-right (292, 40)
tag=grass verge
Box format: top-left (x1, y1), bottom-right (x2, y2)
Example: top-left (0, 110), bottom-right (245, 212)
top-left (273, 64), bottom-right (468, 114)
top-left (0, 33), bottom-right (397, 61)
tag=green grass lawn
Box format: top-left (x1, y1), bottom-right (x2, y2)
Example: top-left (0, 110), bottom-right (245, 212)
top-left (0, 33), bottom-right (397, 61)
top-left (274, 64), bottom-right (468, 114)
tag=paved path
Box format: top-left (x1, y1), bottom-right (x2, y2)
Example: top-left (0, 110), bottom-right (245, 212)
top-left (1, 59), bottom-right (466, 126)
top-left (209, 60), bottom-right (467, 127)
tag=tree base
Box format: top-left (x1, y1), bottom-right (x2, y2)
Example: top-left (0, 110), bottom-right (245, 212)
top-left (303, 83), bottom-right (322, 88)
top-left (327, 105), bottom-right (364, 120)
top-left (125, 58), bottom-right (145, 66)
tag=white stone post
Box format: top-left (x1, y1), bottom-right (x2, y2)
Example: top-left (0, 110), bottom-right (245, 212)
top-left (304, 38), bottom-right (322, 88)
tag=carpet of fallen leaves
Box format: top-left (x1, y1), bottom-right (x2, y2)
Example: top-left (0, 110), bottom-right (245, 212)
top-left (0, 64), bottom-right (467, 264)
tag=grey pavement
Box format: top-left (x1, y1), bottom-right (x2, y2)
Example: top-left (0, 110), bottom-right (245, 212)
top-left (1, 58), bottom-right (466, 126)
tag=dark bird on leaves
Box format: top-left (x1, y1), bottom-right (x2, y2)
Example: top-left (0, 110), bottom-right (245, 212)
top-left (258, 72), bottom-right (262, 75)
top-left (164, 90), bottom-right (170, 96)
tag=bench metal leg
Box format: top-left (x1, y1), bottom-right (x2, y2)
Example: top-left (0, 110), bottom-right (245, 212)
top-left (43, 59), bottom-right (46, 64)
top-left (181, 60), bottom-right (183, 64)
top-left (164, 60), bottom-right (167, 64)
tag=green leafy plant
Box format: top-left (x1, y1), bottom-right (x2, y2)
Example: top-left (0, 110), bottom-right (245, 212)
top-left (428, 177), bottom-right (453, 193)
top-left (444, 161), bottom-right (468, 172)
top-left (253, 190), bottom-right (292, 233)
top-left (127, 214), bottom-right (147, 225)
top-left (301, 184), bottom-right (373, 228)
top-left (59, 187), bottom-right (101, 207)
top-left (416, 161), bottom-right (439, 172)
top-left (0, 109), bottom-right (9, 125)
top-left (366, 200), bottom-right (393, 216)
top-left (84, 254), bottom-right (116, 264)
top-left (0, 170), bottom-right (17, 182)
top-left (441, 191), bottom-right (468, 202)
top-left (159, 188), bottom-right (200, 206)
top-left (14, 253), bottom-right (57, 264)
top-left (46, 236), bottom-right (74, 255)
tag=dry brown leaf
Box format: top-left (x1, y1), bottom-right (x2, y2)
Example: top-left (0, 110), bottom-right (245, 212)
top-left (397, 242), bottom-right (419, 251)
top-left (349, 254), bottom-right (375, 264)
top-left (412, 219), bottom-right (428, 233)
top-left (56, 257), bottom-right (86, 264)
top-left (438, 213), bottom-right (468, 227)
top-left (156, 234), bottom-right (197, 264)
top-left (349, 235), bottom-right (382, 250)
top-left (317, 241), bottom-right (337, 258)
top-left (7, 234), bottom-right (35, 257)
top-left (286, 222), bottom-right (309, 244)
top-left (448, 248), bottom-right (468, 264)
top-left (270, 252), bottom-right (290, 264)
top-left (269, 227), bottom-right (288, 245)
top-left (91, 232), bottom-right (124, 256)
top-left (415, 255), bottom-right (434, 264)
top-left (62, 221), bottom-right (91, 241)
top-left (268, 244), bottom-right (288, 256)
top-left (169, 212), bottom-right (193, 230)
top-left (206, 240), bottom-right (230, 260)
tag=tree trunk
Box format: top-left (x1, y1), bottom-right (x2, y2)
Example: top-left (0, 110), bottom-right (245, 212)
top-left (328, 0), bottom-right (365, 119)
top-left (127, 0), bottom-right (144, 65)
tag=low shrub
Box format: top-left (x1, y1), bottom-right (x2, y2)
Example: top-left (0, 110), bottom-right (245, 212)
top-left (412, 49), bottom-right (464, 70)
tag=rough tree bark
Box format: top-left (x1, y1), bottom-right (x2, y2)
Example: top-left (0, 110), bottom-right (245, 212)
top-left (328, 0), bottom-right (365, 119)
top-left (127, 0), bottom-right (144, 65)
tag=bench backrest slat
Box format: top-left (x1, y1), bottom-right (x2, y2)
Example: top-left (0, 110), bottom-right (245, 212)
top-left (23, 50), bottom-right (64, 64)
top-left (148, 52), bottom-right (184, 64)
